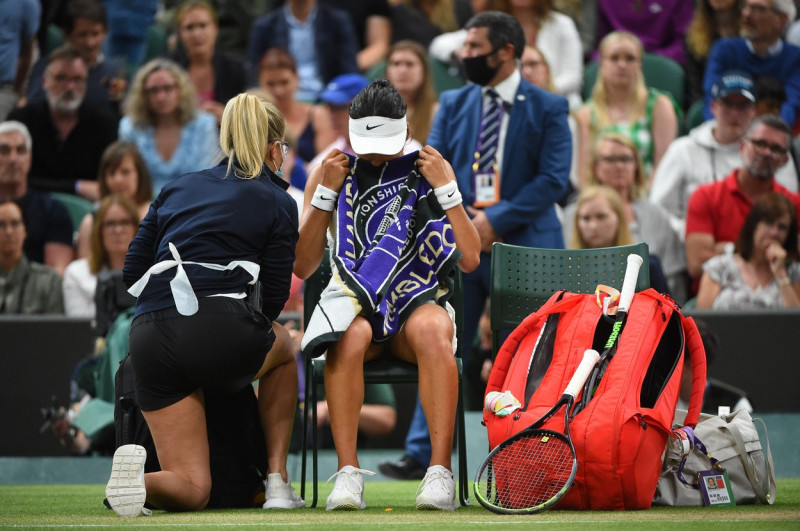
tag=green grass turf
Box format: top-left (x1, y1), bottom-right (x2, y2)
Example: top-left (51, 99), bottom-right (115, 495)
top-left (1, 480), bottom-right (799, 529)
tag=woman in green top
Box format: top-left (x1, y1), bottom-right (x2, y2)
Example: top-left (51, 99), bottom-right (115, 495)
top-left (575, 31), bottom-right (678, 188)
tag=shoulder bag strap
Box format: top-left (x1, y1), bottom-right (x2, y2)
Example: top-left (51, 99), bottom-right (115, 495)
top-left (720, 417), bottom-right (776, 504)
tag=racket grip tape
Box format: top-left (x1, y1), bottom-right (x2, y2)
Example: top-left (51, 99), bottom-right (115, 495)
top-left (618, 254), bottom-right (643, 314)
top-left (565, 349), bottom-right (601, 398)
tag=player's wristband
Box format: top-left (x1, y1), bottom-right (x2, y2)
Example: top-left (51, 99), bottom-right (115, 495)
top-left (310, 184), bottom-right (338, 212)
top-left (434, 180), bottom-right (462, 211)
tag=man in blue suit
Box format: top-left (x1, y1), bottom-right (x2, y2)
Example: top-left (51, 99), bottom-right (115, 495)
top-left (379, 11), bottom-right (572, 481)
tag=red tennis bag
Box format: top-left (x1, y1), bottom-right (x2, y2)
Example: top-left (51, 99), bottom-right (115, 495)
top-left (484, 289), bottom-right (706, 510)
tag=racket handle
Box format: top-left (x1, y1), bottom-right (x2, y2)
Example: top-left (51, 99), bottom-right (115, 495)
top-left (565, 349), bottom-right (601, 398)
top-left (618, 254), bottom-right (643, 314)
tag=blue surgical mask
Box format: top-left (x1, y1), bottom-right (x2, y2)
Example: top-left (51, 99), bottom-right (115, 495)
top-left (271, 141), bottom-right (288, 178)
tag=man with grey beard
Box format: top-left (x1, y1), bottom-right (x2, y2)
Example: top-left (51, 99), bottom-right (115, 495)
top-left (685, 114), bottom-right (800, 279)
top-left (8, 44), bottom-right (117, 202)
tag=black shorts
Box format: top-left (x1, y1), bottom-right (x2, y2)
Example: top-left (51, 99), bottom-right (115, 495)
top-left (129, 297), bottom-right (275, 411)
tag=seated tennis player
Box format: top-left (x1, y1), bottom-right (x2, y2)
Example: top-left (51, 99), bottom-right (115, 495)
top-left (294, 79), bottom-right (480, 511)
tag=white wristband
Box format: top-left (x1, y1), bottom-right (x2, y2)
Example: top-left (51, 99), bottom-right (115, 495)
top-left (434, 180), bottom-right (462, 211)
top-left (311, 184), bottom-right (339, 212)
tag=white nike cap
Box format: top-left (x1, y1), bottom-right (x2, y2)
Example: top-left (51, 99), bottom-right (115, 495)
top-left (349, 115), bottom-right (407, 155)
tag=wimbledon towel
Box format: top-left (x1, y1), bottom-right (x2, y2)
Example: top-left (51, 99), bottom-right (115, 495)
top-left (302, 151), bottom-right (461, 358)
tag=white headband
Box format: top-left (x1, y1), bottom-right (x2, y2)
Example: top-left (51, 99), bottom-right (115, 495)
top-left (349, 115), bottom-right (407, 156)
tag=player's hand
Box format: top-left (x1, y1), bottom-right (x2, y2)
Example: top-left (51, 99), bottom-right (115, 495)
top-left (417, 145), bottom-right (455, 188)
top-left (320, 149), bottom-right (350, 192)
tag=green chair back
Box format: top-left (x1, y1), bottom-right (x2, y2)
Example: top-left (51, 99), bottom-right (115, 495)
top-left (430, 58), bottom-right (465, 95)
top-left (363, 60), bottom-right (386, 82)
top-left (684, 99), bottom-right (705, 133)
top-left (300, 249), bottom-right (469, 507)
top-left (583, 53), bottom-right (686, 110)
top-left (489, 242), bottom-right (651, 356)
top-left (50, 192), bottom-right (93, 235)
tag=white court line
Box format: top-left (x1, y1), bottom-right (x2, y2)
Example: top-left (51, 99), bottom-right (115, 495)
top-left (1, 519), bottom-right (795, 528)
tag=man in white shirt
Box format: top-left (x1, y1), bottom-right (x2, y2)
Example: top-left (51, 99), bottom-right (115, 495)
top-left (650, 69), bottom-right (798, 238)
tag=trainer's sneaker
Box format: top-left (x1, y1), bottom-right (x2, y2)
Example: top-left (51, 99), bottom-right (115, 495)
top-left (106, 444), bottom-right (151, 517)
top-left (325, 465), bottom-right (375, 511)
top-left (262, 473), bottom-right (305, 509)
top-left (415, 465), bottom-right (457, 511)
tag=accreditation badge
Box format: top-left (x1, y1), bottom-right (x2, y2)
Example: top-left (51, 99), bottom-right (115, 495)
top-left (473, 167), bottom-right (499, 207)
top-left (698, 469), bottom-right (735, 506)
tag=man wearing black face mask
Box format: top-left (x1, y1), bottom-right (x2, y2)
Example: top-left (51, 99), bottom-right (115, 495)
top-left (378, 11), bottom-right (572, 482)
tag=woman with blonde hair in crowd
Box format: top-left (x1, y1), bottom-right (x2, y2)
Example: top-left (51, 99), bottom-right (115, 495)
top-left (64, 195), bottom-right (139, 317)
top-left (75, 141), bottom-right (153, 259)
top-left (119, 58), bottom-right (218, 193)
top-left (685, 0), bottom-right (741, 105)
top-left (385, 40), bottom-right (438, 144)
top-left (574, 31), bottom-right (678, 188)
top-left (106, 93), bottom-right (302, 516)
top-left (171, 0), bottom-right (247, 124)
top-left (564, 133), bottom-right (686, 300)
top-left (258, 47), bottom-right (335, 165)
top-left (570, 184), bottom-right (670, 292)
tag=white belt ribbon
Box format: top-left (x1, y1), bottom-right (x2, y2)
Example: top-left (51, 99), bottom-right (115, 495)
top-left (128, 242), bottom-right (260, 316)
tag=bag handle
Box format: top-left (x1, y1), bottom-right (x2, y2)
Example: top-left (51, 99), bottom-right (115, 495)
top-left (681, 317), bottom-right (707, 428)
top-left (486, 292), bottom-right (587, 395)
top-left (720, 415), bottom-right (776, 504)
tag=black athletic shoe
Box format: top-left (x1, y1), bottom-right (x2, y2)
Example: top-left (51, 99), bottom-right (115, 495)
top-left (378, 454), bottom-right (426, 480)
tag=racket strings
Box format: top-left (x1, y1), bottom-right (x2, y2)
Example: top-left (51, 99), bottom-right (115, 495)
top-left (478, 432), bottom-right (573, 510)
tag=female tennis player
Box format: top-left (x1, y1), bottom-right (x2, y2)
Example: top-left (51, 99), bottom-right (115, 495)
top-left (295, 79), bottom-right (480, 511)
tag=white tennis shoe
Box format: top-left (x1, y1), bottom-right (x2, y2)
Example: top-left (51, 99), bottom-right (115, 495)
top-left (106, 444), bottom-right (151, 517)
top-left (415, 465), bottom-right (457, 511)
top-left (325, 465), bottom-right (375, 510)
top-left (262, 473), bottom-right (305, 509)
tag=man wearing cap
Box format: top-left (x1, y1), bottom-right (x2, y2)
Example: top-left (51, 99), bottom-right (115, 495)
top-left (685, 114), bottom-right (800, 279)
top-left (652, 70), bottom-right (798, 240)
top-left (703, 0), bottom-right (800, 128)
top-left (378, 11), bottom-right (571, 481)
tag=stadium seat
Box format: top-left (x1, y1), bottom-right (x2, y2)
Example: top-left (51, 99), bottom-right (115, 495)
top-left (489, 242), bottom-right (650, 356)
top-left (684, 99), bottom-right (706, 133)
top-left (50, 191), bottom-right (93, 245)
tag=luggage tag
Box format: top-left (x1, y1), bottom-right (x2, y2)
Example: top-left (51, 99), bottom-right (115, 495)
top-left (698, 469), bottom-right (736, 506)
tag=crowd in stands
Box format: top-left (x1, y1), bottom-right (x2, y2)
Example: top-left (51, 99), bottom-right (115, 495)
top-left (2, 0), bottom-right (800, 493)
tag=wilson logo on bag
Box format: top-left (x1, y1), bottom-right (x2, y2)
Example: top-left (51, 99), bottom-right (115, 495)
top-left (484, 289), bottom-right (707, 510)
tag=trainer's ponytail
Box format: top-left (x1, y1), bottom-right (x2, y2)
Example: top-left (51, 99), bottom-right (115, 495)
top-left (219, 93), bottom-right (286, 179)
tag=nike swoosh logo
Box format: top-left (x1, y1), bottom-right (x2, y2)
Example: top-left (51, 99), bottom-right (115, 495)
top-left (365, 123), bottom-right (383, 130)
top-left (447, 191), bottom-right (455, 198)
top-left (320, 195), bottom-right (332, 201)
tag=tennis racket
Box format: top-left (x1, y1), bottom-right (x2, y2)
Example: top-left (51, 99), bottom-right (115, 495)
top-left (573, 253), bottom-right (643, 416)
top-left (474, 348), bottom-right (600, 514)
